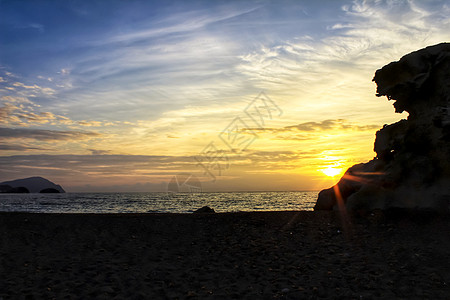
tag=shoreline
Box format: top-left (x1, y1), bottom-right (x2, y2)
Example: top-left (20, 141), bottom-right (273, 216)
top-left (0, 191), bottom-right (319, 213)
top-left (1, 211), bottom-right (449, 298)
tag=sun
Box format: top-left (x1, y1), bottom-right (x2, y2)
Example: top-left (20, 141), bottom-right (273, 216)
top-left (321, 166), bottom-right (342, 177)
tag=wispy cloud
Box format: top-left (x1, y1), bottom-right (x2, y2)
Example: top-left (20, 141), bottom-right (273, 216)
top-left (0, 103), bottom-right (23, 125)
top-left (1, 95), bottom-right (33, 104)
top-left (0, 127), bottom-right (100, 141)
top-left (237, 0), bottom-right (450, 89)
top-left (11, 22), bottom-right (45, 33)
top-left (245, 119), bottom-right (380, 133)
top-left (0, 97), bottom-right (61, 127)
top-left (0, 94), bottom-right (114, 128)
top-left (88, 149), bottom-right (111, 155)
top-left (12, 81), bottom-right (55, 95)
top-left (15, 111), bottom-right (57, 124)
top-left (0, 144), bottom-right (50, 151)
top-left (99, 6), bottom-right (261, 46)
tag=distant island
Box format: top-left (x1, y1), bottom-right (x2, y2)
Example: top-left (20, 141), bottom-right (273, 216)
top-left (0, 177), bottom-right (65, 193)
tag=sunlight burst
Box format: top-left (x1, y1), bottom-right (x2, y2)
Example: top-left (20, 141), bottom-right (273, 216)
top-left (321, 166), bottom-right (342, 177)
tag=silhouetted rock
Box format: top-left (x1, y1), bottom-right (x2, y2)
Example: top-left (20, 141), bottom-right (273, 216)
top-left (0, 177), bottom-right (65, 193)
top-left (12, 187), bottom-right (30, 193)
top-left (0, 185), bottom-right (13, 193)
top-left (0, 185), bottom-right (29, 193)
top-left (193, 206), bottom-right (215, 214)
top-left (39, 188), bottom-right (60, 193)
top-left (315, 43), bottom-right (450, 213)
top-left (10, 187), bottom-right (30, 193)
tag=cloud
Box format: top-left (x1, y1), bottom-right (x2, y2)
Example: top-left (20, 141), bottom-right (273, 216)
top-left (327, 23), bottom-right (354, 30)
top-left (55, 115), bottom-right (74, 125)
top-left (1, 95), bottom-right (33, 105)
top-left (237, 0), bottom-right (450, 93)
top-left (37, 75), bottom-right (53, 82)
top-left (16, 23), bottom-right (45, 33)
top-left (0, 127), bottom-right (100, 141)
top-left (0, 150), bottom-right (310, 182)
top-left (244, 150), bottom-right (316, 164)
top-left (88, 149), bottom-right (111, 155)
top-left (100, 6), bottom-right (261, 46)
top-left (0, 95), bottom-right (111, 128)
top-left (59, 68), bottom-right (70, 75)
top-left (34, 5), bottom-right (269, 124)
top-left (0, 154), bottom-right (195, 178)
top-left (0, 99), bottom-right (58, 126)
top-left (245, 119), bottom-right (380, 133)
top-left (12, 81), bottom-right (55, 95)
top-left (16, 111), bottom-right (57, 124)
top-left (285, 119), bottom-right (380, 132)
top-left (0, 144), bottom-right (50, 151)
top-left (77, 120), bottom-right (103, 127)
top-left (0, 103), bottom-right (23, 125)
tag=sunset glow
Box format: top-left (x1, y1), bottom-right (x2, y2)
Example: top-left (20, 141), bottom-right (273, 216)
top-left (321, 167), bottom-right (343, 178)
top-left (1, 0), bottom-right (449, 192)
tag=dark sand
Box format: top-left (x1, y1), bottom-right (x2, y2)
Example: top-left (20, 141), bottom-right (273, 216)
top-left (0, 211), bottom-right (449, 299)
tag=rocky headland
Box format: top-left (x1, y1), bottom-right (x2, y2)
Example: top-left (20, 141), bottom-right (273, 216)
top-left (315, 43), bottom-right (450, 213)
top-left (0, 177), bottom-right (65, 193)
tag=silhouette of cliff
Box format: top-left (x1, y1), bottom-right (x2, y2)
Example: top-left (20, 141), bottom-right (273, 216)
top-left (315, 43), bottom-right (450, 212)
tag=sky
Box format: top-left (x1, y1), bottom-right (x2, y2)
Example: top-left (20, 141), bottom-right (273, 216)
top-left (1, 0), bottom-right (449, 192)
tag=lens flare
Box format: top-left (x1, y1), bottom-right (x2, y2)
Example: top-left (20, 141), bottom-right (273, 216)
top-left (321, 166), bottom-right (342, 177)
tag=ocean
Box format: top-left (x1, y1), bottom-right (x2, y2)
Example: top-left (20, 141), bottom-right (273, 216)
top-left (0, 191), bottom-right (318, 213)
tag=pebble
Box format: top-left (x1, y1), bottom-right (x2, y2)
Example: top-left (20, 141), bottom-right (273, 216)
top-left (186, 291), bottom-right (197, 297)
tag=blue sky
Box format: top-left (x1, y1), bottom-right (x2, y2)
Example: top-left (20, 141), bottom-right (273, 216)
top-left (1, 0), bottom-right (344, 120)
top-left (1, 0), bottom-right (449, 191)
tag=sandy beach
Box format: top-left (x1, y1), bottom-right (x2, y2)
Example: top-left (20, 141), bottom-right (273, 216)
top-left (0, 211), bottom-right (449, 299)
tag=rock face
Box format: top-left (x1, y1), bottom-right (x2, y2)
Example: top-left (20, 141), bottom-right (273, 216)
top-left (315, 43), bottom-right (450, 212)
top-left (0, 177), bottom-right (65, 193)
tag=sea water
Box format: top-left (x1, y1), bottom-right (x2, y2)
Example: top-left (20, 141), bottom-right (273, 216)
top-left (0, 191), bottom-right (318, 213)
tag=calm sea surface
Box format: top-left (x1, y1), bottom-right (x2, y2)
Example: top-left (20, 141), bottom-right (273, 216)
top-left (0, 191), bottom-right (318, 213)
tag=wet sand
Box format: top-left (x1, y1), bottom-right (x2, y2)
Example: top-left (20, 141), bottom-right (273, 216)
top-left (0, 211), bottom-right (449, 299)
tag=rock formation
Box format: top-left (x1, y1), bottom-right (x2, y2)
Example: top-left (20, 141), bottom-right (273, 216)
top-left (0, 185), bottom-right (12, 193)
top-left (0, 185), bottom-right (29, 193)
top-left (315, 43), bottom-right (450, 213)
top-left (0, 177), bottom-right (65, 193)
top-left (193, 206), bottom-right (216, 214)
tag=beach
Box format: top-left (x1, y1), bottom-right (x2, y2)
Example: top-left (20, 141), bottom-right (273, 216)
top-left (0, 211), bottom-right (448, 299)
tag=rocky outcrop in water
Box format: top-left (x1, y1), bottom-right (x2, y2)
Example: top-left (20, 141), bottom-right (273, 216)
top-left (315, 43), bottom-right (450, 212)
top-left (193, 206), bottom-right (216, 214)
top-left (0, 185), bottom-right (29, 193)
